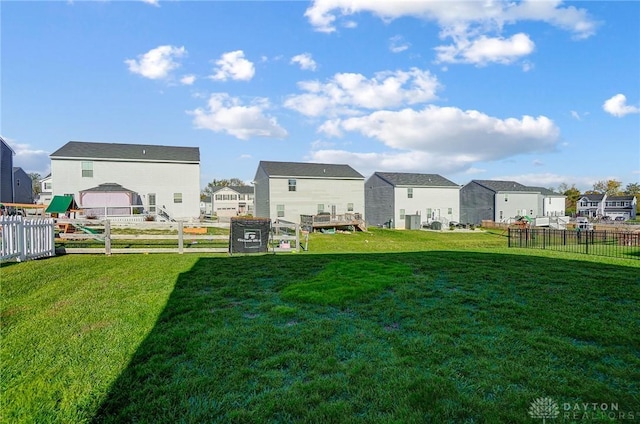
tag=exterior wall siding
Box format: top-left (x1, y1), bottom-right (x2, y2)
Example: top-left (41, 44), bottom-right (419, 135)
top-left (460, 183), bottom-right (495, 225)
top-left (394, 186), bottom-right (460, 229)
top-left (253, 167), bottom-right (270, 219)
top-left (364, 174), bottom-right (394, 227)
top-left (0, 143), bottom-right (14, 203)
top-left (13, 168), bottom-right (34, 204)
top-left (543, 197), bottom-right (566, 216)
top-left (493, 192), bottom-right (539, 221)
top-left (51, 159), bottom-right (200, 220)
top-left (267, 177), bottom-right (364, 223)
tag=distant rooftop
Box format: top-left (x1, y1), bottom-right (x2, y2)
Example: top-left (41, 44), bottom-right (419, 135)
top-left (51, 141), bottom-right (200, 162)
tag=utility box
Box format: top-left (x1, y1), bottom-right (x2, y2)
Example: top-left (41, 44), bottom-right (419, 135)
top-left (405, 214), bottom-right (421, 230)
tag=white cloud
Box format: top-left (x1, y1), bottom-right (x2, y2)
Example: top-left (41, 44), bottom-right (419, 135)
top-left (327, 105), bottom-right (560, 161)
top-left (494, 173), bottom-right (598, 192)
top-left (435, 33), bottom-right (535, 66)
top-left (285, 68), bottom-right (441, 117)
top-left (291, 53), bottom-right (317, 71)
top-left (603, 94), bottom-right (640, 118)
top-left (305, 0), bottom-right (596, 65)
top-left (125, 45), bottom-right (186, 80)
top-left (308, 149), bottom-right (473, 177)
top-left (4, 138), bottom-right (51, 176)
top-left (180, 74), bottom-right (196, 85)
top-left (389, 35), bottom-right (410, 53)
top-left (140, 0), bottom-right (159, 6)
top-left (188, 93), bottom-right (287, 140)
top-left (210, 50), bottom-right (255, 81)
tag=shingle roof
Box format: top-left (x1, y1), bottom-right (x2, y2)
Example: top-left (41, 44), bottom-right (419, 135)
top-left (606, 195), bottom-right (636, 201)
top-left (51, 141), bottom-right (200, 162)
top-left (525, 186), bottom-right (563, 196)
top-left (580, 194), bottom-right (605, 201)
top-left (258, 161), bottom-right (363, 179)
top-left (374, 172), bottom-right (459, 187)
top-left (80, 183), bottom-right (135, 193)
top-left (211, 185), bottom-right (254, 194)
top-left (472, 180), bottom-right (531, 192)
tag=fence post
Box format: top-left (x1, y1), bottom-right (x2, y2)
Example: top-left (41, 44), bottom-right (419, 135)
top-left (178, 221), bottom-right (184, 254)
top-left (18, 218), bottom-right (26, 262)
top-left (104, 220), bottom-right (111, 255)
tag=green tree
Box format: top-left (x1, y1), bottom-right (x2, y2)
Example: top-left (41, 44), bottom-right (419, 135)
top-left (201, 178), bottom-right (247, 197)
top-left (558, 183), bottom-right (581, 216)
top-left (29, 173), bottom-right (42, 196)
top-left (624, 182), bottom-right (640, 196)
top-left (591, 179), bottom-right (622, 196)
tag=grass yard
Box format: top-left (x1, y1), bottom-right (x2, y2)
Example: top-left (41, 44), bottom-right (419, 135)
top-left (1, 229), bottom-right (639, 423)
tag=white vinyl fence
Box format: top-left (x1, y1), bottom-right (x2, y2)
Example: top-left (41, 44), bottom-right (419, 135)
top-left (0, 216), bottom-right (56, 262)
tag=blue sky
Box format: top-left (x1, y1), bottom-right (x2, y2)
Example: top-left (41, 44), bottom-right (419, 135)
top-left (2, 0), bottom-right (639, 192)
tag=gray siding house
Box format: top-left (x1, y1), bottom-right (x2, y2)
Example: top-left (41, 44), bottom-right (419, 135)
top-left (461, 180), bottom-right (561, 225)
top-left (254, 161), bottom-right (364, 223)
top-left (12, 167), bottom-right (34, 204)
top-left (365, 172), bottom-right (460, 228)
top-left (1, 137), bottom-right (14, 203)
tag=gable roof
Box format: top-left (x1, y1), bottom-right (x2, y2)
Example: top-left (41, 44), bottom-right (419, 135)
top-left (471, 180), bottom-right (531, 192)
top-left (525, 186), bottom-right (563, 196)
top-left (579, 194), bottom-right (605, 201)
top-left (211, 185), bottom-right (254, 194)
top-left (374, 172), bottom-right (459, 187)
top-left (605, 195), bottom-right (636, 201)
top-left (51, 141), bottom-right (200, 162)
top-left (258, 161), bottom-right (363, 179)
top-left (80, 183), bottom-right (135, 193)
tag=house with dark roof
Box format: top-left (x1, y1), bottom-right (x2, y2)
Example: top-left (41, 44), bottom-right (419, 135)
top-left (1, 136), bottom-right (15, 203)
top-left (50, 141), bottom-right (201, 221)
top-left (12, 167), bottom-right (34, 204)
top-left (253, 160), bottom-right (364, 223)
top-left (577, 194), bottom-right (637, 220)
top-left (210, 185), bottom-right (254, 218)
top-left (460, 180), bottom-right (566, 225)
top-left (365, 172), bottom-right (460, 229)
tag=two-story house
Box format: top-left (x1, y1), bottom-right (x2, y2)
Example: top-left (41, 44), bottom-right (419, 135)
top-left (1, 136), bottom-right (15, 203)
top-left (460, 180), bottom-right (566, 225)
top-left (578, 194), bottom-right (637, 220)
top-left (210, 186), bottom-right (255, 218)
top-left (50, 141), bottom-right (201, 221)
top-left (365, 172), bottom-right (460, 229)
top-left (253, 161), bottom-right (364, 223)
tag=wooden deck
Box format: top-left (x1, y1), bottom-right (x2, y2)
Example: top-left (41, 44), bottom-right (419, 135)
top-left (301, 213), bottom-right (367, 232)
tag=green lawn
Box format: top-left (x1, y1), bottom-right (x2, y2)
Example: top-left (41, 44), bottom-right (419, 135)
top-left (2, 229), bottom-right (639, 423)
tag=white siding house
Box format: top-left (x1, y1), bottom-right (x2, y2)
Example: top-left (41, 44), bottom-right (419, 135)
top-left (254, 161), bottom-right (364, 223)
top-left (365, 172), bottom-right (460, 229)
top-left (37, 174), bottom-right (53, 205)
top-left (50, 141), bottom-right (201, 221)
top-left (211, 186), bottom-right (254, 218)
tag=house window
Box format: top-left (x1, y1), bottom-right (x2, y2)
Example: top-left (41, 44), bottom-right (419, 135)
top-left (504, 194), bottom-right (508, 202)
top-left (44, 182), bottom-right (52, 190)
top-left (148, 193), bottom-right (156, 212)
top-left (317, 204), bottom-right (324, 213)
top-left (174, 193), bottom-right (182, 204)
top-left (277, 204), bottom-right (285, 217)
top-left (239, 194), bottom-right (245, 200)
top-left (347, 203), bottom-right (354, 212)
top-left (499, 211), bottom-right (503, 219)
top-left (16, 179), bottom-right (20, 186)
top-left (82, 161), bottom-right (93, 178)
top-left (530, 210), bottom-right (533, 215)
top-left (288, 179), bottom-right (296, 192)
top-left (426, 208), bottom-right (432, 218)
top-left (407, 188), bottom-right (413, 199)
top-left (448, 208), bottom-right (452, 215)
top-left (215, 194), bottom-right (222, 201)
top-left (400, 209), bottom-right (405, 219)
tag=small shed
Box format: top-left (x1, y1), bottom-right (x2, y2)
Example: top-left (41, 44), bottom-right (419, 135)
top-left (405, 214), bottom-right (421, 230)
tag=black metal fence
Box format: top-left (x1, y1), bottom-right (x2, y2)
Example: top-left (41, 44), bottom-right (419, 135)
top-left (508, 228), bottom-right (640, 260)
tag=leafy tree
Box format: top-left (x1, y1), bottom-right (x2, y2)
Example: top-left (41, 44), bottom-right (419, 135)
top-left (624, 182), bottom-right (640, 196)
top-left (201, 178), bottom-right (247, 197)
top-left (558, 183), bottom-right (581, 216)
top-left (591, 179), bottom-right (622, 196)
top-left (29, 173), bottom-right (42, 196)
